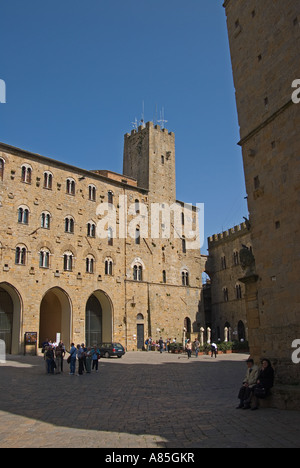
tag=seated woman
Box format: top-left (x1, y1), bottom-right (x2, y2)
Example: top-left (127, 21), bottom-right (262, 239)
top-left (251, 358), bottom-right (275, 411)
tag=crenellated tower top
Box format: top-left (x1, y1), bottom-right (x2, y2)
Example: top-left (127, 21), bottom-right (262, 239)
top-left (123, 121), bottom-right (176, 203)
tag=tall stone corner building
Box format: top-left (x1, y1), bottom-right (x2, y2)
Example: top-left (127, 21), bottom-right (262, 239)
top-left (0, 121), bottom-right (205, 354)
top-left (223, 0), bottom-right (300, 392)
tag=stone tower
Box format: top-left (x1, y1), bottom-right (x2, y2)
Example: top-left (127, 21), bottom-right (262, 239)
top-left (223, 0), bottom-right (300, 394)
top-left (123, 122), bottom-right (176, 203)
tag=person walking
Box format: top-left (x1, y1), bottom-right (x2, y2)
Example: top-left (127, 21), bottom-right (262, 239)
top-left (186, 339), bottom-right (192, 359)
top-left (211, 342), bottom-right (217, 358)
top-left (159, 337), bottom-right (164, 353)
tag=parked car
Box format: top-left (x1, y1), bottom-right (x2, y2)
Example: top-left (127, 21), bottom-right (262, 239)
top-left (98, 342), bottom-right (125, 359)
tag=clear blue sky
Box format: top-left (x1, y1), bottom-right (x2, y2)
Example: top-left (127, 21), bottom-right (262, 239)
top-left (0, 0), bottom-right (248, 254)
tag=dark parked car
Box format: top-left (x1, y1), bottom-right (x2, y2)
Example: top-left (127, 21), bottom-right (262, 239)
top-left (99, 342), bottom-right (125, 359)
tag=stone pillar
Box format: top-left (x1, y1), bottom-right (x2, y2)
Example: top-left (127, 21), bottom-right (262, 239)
top-left (207, 327), bottom-right (211, 344)
top-left (200, 327), bottom-right (204, 346)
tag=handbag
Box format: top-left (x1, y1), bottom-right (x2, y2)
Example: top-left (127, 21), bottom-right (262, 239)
top-left (67, 355), bottom-right (71, 364)
top-left (254, 385), bottom-right (267, 399)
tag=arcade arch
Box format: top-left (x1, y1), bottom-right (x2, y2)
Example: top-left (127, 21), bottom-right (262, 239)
top-left (39, 287), bottom-right (72, 349)
top-left (0, 282), bottom-right (22, 354)
top-left (85, 290), bottom-right (113, 347)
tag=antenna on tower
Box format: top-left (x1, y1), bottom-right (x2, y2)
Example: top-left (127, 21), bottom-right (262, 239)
top-left (140, 100), bottom-right (145, 128)
top-left (131, 117), bottom-right (138, 130)
top-left (158, 107), bottom-right (168, 129)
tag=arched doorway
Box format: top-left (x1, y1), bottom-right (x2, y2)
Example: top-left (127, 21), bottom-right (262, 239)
top-left (86, 295), bottom-right (102, 346)
top-left (136, 313), bottom-right (144, 350)
top-left (0, 283), bottom-right (22, 354)
top-left (238, 320), bottom-right (246, 341)
top-left (184, 317), bottom-right (191, 339)
top-left (39, 288), bottom-right (72, 349)
top-left (85, 290), bottom-right (113, 346)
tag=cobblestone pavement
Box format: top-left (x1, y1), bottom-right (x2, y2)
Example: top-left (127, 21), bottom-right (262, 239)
top-left (0, 351), bottom-right (299, 448)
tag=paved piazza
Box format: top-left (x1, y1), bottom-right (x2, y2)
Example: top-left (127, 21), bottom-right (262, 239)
top-left (0, 351), bottom-right (299, 449)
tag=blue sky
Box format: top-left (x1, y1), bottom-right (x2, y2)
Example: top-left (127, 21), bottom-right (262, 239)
top-left (0, 0), bottom-right (248, 253)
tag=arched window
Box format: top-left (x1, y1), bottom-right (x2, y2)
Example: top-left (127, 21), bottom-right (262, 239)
top-left (63, 251), bottom-right (74, 271)
top-left (105, 258), bottom-right (113, 276)
top-left (43, 171), bottom-right (53, 189)
top-left (89, 185), bottom-right (96, 201)
top-left (182, 237), bottom-right (186, 254)
top-left (233, 251), bottom-right (239, 266)
top-left (41, 211), bottom-right (51, 229)
top-left (21, 164), bottom-right (32, 184)
top-left (108, 191), bottom-right (114, 205)
top-left (18, 206), bottom-right (30, 224)
top-left (66, 178), bottom-right (76, 195)
top-left (133, 264), bottom-right (143, 282)
top-left (65, 216), bottom-right (75, 234)
top-left (39, 248), bottom-right (50, 268)
top-left (87, 221), bottom-right (96, 238)
top-left (86, 255), bottom-right (95, 274)
top-left (181, 270), bottom-right (189, 286)
top-left (15, 245), bottom-right (26, 265)
top-left (238, 320), bottom-right (246, 341)
top-left (223, 287), bottom-right (229, 302)
top-left (235, 284), bottom-right (242, 299)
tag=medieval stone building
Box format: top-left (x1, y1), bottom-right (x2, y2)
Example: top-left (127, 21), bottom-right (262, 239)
top-left (223, 0), bottom-right (300, 400)
top-left (206, 222), bottom-right (252, 343)
top-left (0, 122), bottom-right (204, 354)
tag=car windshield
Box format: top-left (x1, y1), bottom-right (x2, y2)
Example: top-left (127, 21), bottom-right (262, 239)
top-left (113, 343), bottom-right (123, 349)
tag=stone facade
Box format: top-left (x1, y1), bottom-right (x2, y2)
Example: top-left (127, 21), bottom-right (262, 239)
top-left (206, 222), bottom-right (252, 343)
top-left (223, 0), bottom-right (300, 386)
top-left (0, 122), bottom-right (204, 354)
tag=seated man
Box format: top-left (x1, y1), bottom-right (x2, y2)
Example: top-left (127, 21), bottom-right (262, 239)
top-left (237, 358), bottom-right (259, 409)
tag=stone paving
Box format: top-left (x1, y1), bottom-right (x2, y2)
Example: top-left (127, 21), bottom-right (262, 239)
top-left (0, 351), bottom-right (299, 448)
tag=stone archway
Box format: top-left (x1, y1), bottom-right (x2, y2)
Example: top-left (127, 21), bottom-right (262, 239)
top-left (39, 287), bottom-right (72, 349)
top-left (0, 283), bottom-right (22, 355)
top-left (85, 290), bottom-right (113, 346)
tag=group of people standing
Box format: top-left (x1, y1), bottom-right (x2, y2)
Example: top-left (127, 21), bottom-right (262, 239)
top-left (42, 339), bottom-right (101, 375)
top-left (68, 343), bottom-right (101, 375)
